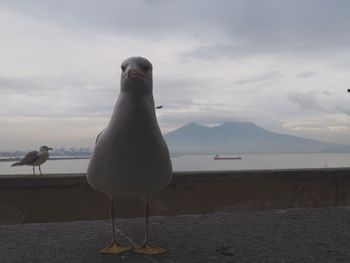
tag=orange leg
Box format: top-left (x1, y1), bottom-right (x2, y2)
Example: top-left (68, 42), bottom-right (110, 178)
top-left (100, 198), bottom-right (132, 255)
top-left (134, 196), bottom-right (167, 255)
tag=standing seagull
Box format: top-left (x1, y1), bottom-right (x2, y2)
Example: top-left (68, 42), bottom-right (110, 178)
top-left (87, 57), bottom-right (172, 255)
top-left (11, 146), bottom-right (52, 176)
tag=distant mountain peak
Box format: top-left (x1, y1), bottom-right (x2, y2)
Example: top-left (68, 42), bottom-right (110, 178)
top-left (184, 121), bottom-right (260, 129)
top-left (164, 121), bottom-right (350, 154)
top-left (216, 121), bottom-right (259, 128)
top-left (184, 122), bottom-right (203, 127)
top-left (180, 122), bottom-right (210, 130)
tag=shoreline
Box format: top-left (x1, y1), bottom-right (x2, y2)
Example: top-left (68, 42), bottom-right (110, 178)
top-left (0, 156), bottom-right (91, 162)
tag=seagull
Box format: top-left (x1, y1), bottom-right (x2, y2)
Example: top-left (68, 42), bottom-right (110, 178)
top-left (87, 57), bottom-right (173, 255)
top-left (11, 146), bottom-right (52, 175)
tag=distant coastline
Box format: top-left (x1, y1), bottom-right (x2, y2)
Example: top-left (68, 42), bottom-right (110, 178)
top-left (3, 121), bottom-right (350, 159)
top-left (0, 156), bottom-right (91, 162)
top-left (1, 153), bottom-right (350, 175)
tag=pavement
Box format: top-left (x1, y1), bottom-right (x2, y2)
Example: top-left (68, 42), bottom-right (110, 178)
top-left (1, 207), bottom-right (350, 263)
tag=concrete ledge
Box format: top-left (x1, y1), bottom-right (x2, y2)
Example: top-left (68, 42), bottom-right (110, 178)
top-left (2, 168), bottom-right (350, 188)
top-left (1, 168), bottom-right (350, 224)
top-left (0, 174), bottom-right (86, 188)
top-left (1, 207), bottom-right (350, 263)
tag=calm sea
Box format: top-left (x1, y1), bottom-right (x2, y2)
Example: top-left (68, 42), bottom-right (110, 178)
top-left (1, 153), bottom-right (350, 175)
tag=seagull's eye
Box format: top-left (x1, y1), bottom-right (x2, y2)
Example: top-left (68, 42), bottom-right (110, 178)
top-left (141, 64), bottom-right (150, 71)
top-left (121, 65), bottom-right (126, 71)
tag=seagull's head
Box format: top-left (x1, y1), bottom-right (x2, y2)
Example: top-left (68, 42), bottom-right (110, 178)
top-left (120, 57), bottom-right (153, 95)
top-left (40, 146), bottom-right (53, 152)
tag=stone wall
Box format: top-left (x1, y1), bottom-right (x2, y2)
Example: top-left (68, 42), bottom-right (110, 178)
top-left (1, 168), bottom-right (350, 224)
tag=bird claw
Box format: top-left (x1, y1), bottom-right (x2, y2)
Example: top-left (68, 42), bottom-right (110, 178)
top-left (134, 244), bottom-right (167, 255)
top-left (100, 242), bottom-right (132, 255)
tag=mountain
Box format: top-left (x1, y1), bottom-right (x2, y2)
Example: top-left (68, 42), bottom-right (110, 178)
top-left (164, 122), bottom-right (350, 154)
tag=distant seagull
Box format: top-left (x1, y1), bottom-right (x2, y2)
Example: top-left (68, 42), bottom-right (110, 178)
top-left (87, 57), bottom-right (172, 255)
top-left (11, 146), bottom-right (52, 176)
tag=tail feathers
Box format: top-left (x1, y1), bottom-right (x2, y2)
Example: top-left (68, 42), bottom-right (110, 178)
top-left (11, 163), bottom-right (20, 167)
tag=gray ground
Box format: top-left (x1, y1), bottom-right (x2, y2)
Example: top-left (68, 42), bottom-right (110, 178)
top-left (1, 207), bottom-right (350, 263)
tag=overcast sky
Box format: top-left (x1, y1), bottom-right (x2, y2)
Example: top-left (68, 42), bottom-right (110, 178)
top-left (0, 0), bottom-right (350, 151)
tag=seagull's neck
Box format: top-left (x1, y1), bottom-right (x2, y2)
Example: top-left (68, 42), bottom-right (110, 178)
top-left (116, 92), bottom-right (155, 112)
top-left (109, 92), bottom-right (157, 128)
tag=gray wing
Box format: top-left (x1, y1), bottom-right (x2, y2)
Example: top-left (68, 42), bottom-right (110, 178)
top-left (95, 129), bottom-right (105, 145)
top-left (19, 151), bottom-right (39, 165)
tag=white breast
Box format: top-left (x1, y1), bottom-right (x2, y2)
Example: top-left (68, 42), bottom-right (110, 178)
top-left (87, 94), bottom-right (173, 197)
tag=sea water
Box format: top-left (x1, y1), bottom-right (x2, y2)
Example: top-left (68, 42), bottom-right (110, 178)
top-left (1, 153), bottom-right (350, 175)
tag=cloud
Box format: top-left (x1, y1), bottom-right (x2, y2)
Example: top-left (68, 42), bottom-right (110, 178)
top-left (2, 0), bottom-right (350, 45)
top-left (1, 0), bottom-right (350, 150)
top-left (0, 74), bottom-right (117, 117)
top-left (235, 71), bottom-right (280, 85)
top-left (335, 103), bottom-right (350, 116)
top-left (296, 71), bottom-right (315, 79)
top-left (287, 89), bottom-right (350, 116)
top-left (287, 91), bottom-right (325, 112)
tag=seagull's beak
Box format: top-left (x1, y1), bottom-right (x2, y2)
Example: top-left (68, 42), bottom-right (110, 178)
top-left (127, 68), bottom-right (141, 79)
top-left (48, 147), bottom-right (53, 150)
